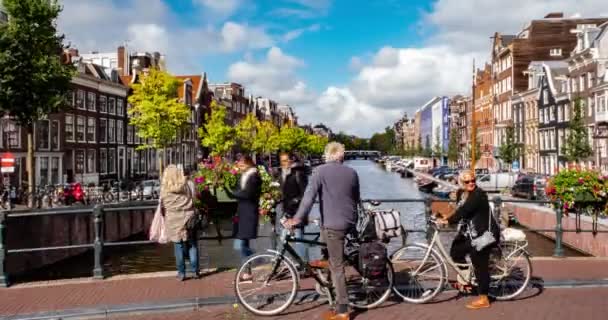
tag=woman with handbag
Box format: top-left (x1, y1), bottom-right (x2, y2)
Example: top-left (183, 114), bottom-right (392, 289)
top-left (438, 169), bottom-right (500, 309)
top-left (161, 165), bottom-right (199, 281)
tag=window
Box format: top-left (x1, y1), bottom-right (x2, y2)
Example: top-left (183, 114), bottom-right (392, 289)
top-left (573, 80), bottom-right (578, 93)
top-left (40, 157), bottom-right (49, 186)
top-left (51, 120), bottom-right (59, 150)
top-left (76, 90), bottom-right (85, 109)
top-left (100, 149), bottom-right (107, 174)
top-left (117, 120), bottom-right (123, 143)
top-left (580, 75), bottom-right (586, 91)
top-left (99, 96), bottom-right (107, 113)
top-left (588, 73), bottom-right (594, 88)
top-left (550, 107), bottom-right (555, 122)
top-left (36, 119), bottom-right (50, 150)
top-left (108, 148), bottom-right (116, 173)
top-left (76, 116), bottom-right (85, 142)
top-left (108, 98), bottom-right (116, 114)
top-left (565, 103), bottom-right (570, 121)
top-left (100, 118), bottom-right (107, 143)
top-left (87, 149), bottom-right (95, 173)
top-left (543, 89), bottom-right (549, 105)
top-left (558, 106), bottom-right (562, 122)
top-left (108, 119), bottom-right (115, 142)
top-left (51, 157), bottom-right (59, 184)
top-left (127, 125), bottom-right (133, 143)
top-left (87, 117), bottom-right (96, 142)
top-left (66, 90), bottom-right (74, 107)
top-left (87, 92), bottom-right (96, 111)
top-left (75, 149), bottom-right (85, 174)
top-left (117, 99), bottom-right (124, 116)
top-left (65, 114), bottom-right (74, 141)
top-left (133, 150), bottom-right (139, 173)
top-left (550, 48), bottom-right (562, 56)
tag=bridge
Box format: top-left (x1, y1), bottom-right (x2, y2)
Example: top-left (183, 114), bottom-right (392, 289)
top-left (344, 150), bottom-right (381, 160)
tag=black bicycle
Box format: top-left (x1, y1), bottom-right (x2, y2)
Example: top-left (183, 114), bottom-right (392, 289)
top-left (234, 217), bottom-right (394, 316)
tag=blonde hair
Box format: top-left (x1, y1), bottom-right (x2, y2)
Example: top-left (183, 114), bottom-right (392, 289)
top-left (459, 169), bottom-right (475, 183)
top-left (161, 165), bottom-right (187, 194)
top-left (324, 142), bottom-right (345, 162)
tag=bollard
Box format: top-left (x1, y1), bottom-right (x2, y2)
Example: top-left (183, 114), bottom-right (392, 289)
top-left (0, 212), bottom-right (8, 287)
top-left (93, 205), bottom-right (105, 279)
top-left (553, 200), bottom-right (564, 258)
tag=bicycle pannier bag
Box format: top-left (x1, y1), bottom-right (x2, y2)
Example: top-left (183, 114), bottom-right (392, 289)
top-left (373, 209), bottom-right (402, 240)
top-left (358, 241), bottom-right (387, 279)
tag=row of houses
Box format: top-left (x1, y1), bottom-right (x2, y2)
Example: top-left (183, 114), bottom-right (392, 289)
top-left (394, 13), bottom-right (608, 175)
top-left (0, 45), bottom-right (300, 189)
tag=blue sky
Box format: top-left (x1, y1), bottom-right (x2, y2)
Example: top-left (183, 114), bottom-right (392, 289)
top-left (58, 0), bottom-right (608, 137)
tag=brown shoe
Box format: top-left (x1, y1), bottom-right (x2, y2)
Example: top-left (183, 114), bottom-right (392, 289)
top-left (309, 259), bottom-right (330, 269)
top-left (321, 310), bottom-right (351, 320)
top-left (465, 295), bottom-right (490, 309)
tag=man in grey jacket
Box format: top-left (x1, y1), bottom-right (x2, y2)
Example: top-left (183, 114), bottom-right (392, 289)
top-left (284, 142), bottom-right (360, 320)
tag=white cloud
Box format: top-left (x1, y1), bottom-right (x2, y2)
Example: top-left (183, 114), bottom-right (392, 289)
top-left (272, 0), bottom-right (332, 18)
top-left (196, 0), bottom-right (241, 16)
top-left (282, 24), bottom-right (322, 42)
top-left (58, 0), bottom-right (274, 73)
top-left (349, 56), bottom-right (363, 71)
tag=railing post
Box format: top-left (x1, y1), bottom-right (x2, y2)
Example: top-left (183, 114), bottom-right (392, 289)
top-left (93, 205), bottom-right (105, 279)
top-left (553, 200), bottom-right (564, 258)
top-left (493, 196), bottom-right (502, 225)
top-left (0, 211), bottom-right (8, 287)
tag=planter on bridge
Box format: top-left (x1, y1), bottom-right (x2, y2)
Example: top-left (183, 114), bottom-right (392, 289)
top-left (546, 168), bottom-right (608, 217)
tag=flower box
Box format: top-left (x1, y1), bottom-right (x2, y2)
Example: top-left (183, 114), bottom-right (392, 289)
top-left (211, 187), bottom-right (235, 203)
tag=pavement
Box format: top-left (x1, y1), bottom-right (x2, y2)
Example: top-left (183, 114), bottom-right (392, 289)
top-left (2, 258), bottom-right (608, 320)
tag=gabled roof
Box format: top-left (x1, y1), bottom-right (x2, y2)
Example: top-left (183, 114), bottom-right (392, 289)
top-left (175, 75), bottom-right (202, 101)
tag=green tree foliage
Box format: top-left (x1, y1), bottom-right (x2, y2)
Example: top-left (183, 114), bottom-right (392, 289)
top-left (304, 134), bottom-right (328, 155)
top-left (235, 113), bottom-right (258, 154)
top-left (498, 125), bottom-right (521, 169)
top-left (447, 128), bottom-right (459, 165)
top-left (128, 69), bottom-right (191, 151)
top-left (423, 135), bottom-right (432, 157)
top-left (198, 101), bottom-right (236, 157)
top-left (0, 0), bottom-right (75, 196)
top-left (433, 127), bottom-right (443, 159)
top-left (277, 125), bottom-right (308, 153)
top-left (563, 98), bottom-right (593, 163)
top-left (253, 120), bottom-right (279, 156)
top-left (370, 127), bottom-right (395, 153)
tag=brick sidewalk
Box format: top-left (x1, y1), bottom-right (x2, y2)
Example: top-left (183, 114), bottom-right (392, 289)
top-left (109, 287), bottom-right (608, 320)
top-left (2, 258), bottom-right (608, 318)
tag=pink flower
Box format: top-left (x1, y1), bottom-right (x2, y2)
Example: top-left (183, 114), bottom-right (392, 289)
top-left (230, 169), bottom-right (238, 175)
top-left (578, 178), bottom-right (585, 184)
top-left (194, 176), bottom-right (205, 184)
top-left (204, 185), bottom-right (209, 191)
top-left (564, 202), bottom-right (569, 210)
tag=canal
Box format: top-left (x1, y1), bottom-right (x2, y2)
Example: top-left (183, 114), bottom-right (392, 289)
top-left (17, 160), bottom-right (583, 282)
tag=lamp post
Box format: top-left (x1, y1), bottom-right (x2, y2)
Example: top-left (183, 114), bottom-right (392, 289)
top-left (471, 59), bottom-right (476, 173)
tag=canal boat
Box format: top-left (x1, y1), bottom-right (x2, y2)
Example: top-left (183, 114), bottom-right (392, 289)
top-left (418, 180), bottom-right (437, 193)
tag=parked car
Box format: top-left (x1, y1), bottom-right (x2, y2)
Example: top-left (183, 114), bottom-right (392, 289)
top-left (141, 180), bottom-right (160, 199)
top-left (476, 173), bottom-right (518, 192)
top-left (511, 174), bottom-right (548, 200)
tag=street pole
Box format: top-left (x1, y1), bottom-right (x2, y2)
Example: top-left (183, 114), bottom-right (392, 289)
top-left (471, 59), bottom-right (476, 173)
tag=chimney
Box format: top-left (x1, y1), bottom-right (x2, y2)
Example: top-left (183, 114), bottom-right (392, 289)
top-left (117, 46), bottom-right (126, 76)
top-left (544, 12), bottom-right (564, 19)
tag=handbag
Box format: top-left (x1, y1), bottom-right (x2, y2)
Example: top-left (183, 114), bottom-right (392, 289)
top-left (470, 208), bottom-right (497, 251)
top-left (149, 199), bottom-right (168, 244)
top-left (373, 209), bottom-right (402, 241)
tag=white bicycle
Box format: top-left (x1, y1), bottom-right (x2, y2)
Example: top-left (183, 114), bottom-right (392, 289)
top-left (390, 215), bottom-right (532, 303)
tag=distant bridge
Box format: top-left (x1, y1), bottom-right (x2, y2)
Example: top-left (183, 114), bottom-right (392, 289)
top-left (344, 150), bottom-right (381, 160)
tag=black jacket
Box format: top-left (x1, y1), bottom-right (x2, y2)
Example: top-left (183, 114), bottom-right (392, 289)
top-left (448, 187), bottom-right (499, 240)
top-left (279, 164), bottom-right (308, 216)
top-left (226, 170), bottom-right (262, 240)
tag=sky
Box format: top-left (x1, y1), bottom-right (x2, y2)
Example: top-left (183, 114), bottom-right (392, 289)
top-left (57, 0), bottom-right (608, 138)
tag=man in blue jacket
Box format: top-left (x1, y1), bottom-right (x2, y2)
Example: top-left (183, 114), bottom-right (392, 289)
top-left (284, 142), bottom-right (360, 320)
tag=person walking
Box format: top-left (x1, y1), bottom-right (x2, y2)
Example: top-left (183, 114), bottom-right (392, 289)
top-left (438, 169), bottom-right (500, 309)
top-left (226, 155), bottom-right (262, 281)
top-left (277, 152), bottom-right (309, 267)
top-left (284, 142), bottom-right (360, 320)
top-left (161, 165), bottom-right (199, 281)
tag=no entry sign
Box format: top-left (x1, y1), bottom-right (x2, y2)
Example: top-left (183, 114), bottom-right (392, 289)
top-left (1, 153), bottom-right (15, 173)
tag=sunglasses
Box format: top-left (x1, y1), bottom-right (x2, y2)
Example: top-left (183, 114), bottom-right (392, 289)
top-left (462, 180), bottom-right (476, 184)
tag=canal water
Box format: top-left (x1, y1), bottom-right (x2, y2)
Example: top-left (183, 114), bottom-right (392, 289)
top-left (18, 160), bottom-right (583, 282)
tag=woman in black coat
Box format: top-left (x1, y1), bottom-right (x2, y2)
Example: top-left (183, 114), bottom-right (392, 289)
top-left (440, 169), bottom-right (500, 310)
top-left (225, 155), bottom-right (262, 280)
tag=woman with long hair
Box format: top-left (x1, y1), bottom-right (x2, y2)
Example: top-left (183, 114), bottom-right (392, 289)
top-left (161, 165), bottom-right (199, 281)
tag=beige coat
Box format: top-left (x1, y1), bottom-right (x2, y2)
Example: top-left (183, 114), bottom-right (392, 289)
top-left (162, 185), bottom-right (195, 242)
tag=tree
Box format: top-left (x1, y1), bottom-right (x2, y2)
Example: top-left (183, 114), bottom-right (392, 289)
top-left (423, 135), bottom-right (432, 157)
top-left (235, 113), bottom-right (259, 154)
top-left (128, 69), bottom-right (191, 174)
top-left (433, 127), bottom-right (443, 163)
top-left (563, 98), bottom-right (593, 163)
top-left (416, 135), bottom-right (424, 156)
top-left (0, 0), bottom-right (75, 202)
top-left (304, 134), bottom-right (328, 156)
top-left (369, 127), bottom-right (395, 153)
top-left (199, 101), bottom-right (236, 157)
top-left (277, 125), bottom-right (308, 153)
top-left (253, 120), bottom-right (279, 159)
top-left (447, 128), bottom-right (459, 166)
top-left (498, 125), bottom-right (521, 170)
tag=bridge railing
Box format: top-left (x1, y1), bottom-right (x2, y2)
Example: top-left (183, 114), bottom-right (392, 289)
top-left (0, 197), bottom-right (605, 287)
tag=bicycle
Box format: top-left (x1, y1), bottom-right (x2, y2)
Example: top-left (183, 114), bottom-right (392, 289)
top-left (390, 215), bottom-right (532, 303)
top-left (234, 220), bottom-right (395, 316)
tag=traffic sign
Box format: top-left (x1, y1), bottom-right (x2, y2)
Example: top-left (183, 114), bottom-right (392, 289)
top-left (1, 152), bottom-right (15, 173)
top-left (512, 160), bottom-right (520, 172)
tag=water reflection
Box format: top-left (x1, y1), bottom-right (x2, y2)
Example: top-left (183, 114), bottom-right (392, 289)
top-left (20, 160), bottom-right (582, 282)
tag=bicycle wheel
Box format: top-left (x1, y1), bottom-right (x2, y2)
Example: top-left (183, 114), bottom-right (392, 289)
top-left (235, 253), bottom-right (299, 316)
top-left (347, 260), bottom-right (394, 309)
top-left (489, 242), bottom-right (532, 300)
top-left (391, 244), bottom-right (446, 303)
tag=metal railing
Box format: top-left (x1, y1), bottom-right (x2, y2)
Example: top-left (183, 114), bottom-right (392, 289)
top-left (0, 197), bottom-right (606, 288)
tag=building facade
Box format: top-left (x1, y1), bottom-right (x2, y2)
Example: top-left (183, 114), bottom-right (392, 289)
top-left (475, 64), bottom-right (495, 169)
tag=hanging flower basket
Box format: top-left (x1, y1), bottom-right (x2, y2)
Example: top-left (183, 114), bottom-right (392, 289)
top-left (546, 168), bottom-right (608, 216)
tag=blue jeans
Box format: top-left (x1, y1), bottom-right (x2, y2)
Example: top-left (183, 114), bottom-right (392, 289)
top-left (174, 239), bottom-right (199, 276)
top-left (274, 217), bottom-right (309, 266)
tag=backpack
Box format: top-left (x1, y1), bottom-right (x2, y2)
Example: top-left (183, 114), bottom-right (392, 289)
top-left (373, 209), bottom-right (402, 241)
top-left (358, 241), bottom-right (388, 279)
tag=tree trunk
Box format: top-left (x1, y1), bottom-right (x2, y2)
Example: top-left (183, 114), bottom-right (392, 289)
top-left (26, 125), bottom-right (35, 208)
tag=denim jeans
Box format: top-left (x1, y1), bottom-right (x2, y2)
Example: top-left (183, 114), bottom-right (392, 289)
top-left (274, 209), bottom-right (309, 265)
top-left (174, 238), bottom-right (199, 276)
